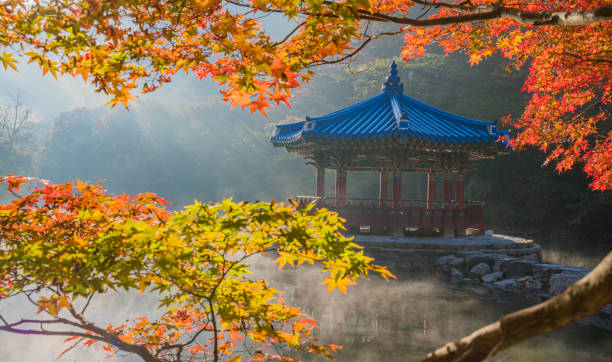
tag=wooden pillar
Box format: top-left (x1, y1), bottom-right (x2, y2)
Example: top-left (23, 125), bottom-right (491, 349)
top-left (443, 174), bottom-right (454, 208)
top-left (392, 170), bottom-right (402, 208)
top-left (455, 172), bottom-right (466, 236)
top-left (379, 171), bottom-right (388, 207)
top-left (427, 172), bottom-right (436, 209)
top-left (335, 168), bottom-right (347, 206)
top-left (316, 167), bottom-right (325, 198)
top-left (455, 172), bottom-right (464, 205)
top-left (391, 170), bottom-right (403, 236)
top-left (443, 174), bottom-right (455, 237)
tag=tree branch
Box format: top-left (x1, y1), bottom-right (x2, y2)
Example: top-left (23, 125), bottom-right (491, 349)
top-left (423, 250), bottom-right (612, 362)
top-left (409, 2), bottom-right (612, 25)
top-left (359, 5), bottom-right (612, 27)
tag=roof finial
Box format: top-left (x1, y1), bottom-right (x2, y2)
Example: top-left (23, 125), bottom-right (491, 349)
top-left (382, 60), bottom-right (403, 94)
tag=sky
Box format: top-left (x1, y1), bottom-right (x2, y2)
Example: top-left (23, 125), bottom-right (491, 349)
top-left (0, 60), bottom-right (225, 125)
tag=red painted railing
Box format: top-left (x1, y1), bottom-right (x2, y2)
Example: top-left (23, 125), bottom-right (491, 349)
top-left (295, 196), bottom-right (485, 231)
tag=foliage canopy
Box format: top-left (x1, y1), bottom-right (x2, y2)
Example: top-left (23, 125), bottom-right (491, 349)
top-left (0, 175), bottom-right (393, 361)
top-left (0, 1), bottom-right (610, 188)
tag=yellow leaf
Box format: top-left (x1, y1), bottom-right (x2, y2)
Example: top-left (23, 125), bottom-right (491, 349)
top-left (321, 277), bottom-right (335, 292)
top-left (335, 278), bottom-right (355, 294)
top-left (1, 52), bottom-right (18, 71)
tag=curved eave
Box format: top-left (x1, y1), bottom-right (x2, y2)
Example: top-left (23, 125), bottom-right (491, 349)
top-left (271, 131), bottom-right (508, 149)
top-left (270, 92), bottom-right (510, 147)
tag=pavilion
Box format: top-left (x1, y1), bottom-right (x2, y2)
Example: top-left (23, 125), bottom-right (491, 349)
top-left (270, 61), bottom-right (509, 237)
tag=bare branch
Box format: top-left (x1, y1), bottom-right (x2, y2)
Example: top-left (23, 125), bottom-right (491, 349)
top-left (273, 21), bottom-right (306, 47)
top-left (311, 28), bottom-right (405, 67)
top-left (0, 325), bottom-right (109, 341)
top-left (80, 292), bottom-right (96, 315)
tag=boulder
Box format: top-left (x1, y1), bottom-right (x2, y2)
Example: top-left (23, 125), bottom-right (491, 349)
top-left (481, 271), bottom-right (503, 283)
top-left (493, 279), bottom-right (519, 290)
top-left (533, 264), bottom-right (589, 288)
top-left (494, 276), bottom-right (542, 293)
top-left (469, 263), bottom-right (492, 278)
top-left (451, 267), bottom-right (463, 280)
top-left (493, 256), bottom-right (519, 272)
top-left (434, 255), bottom-right (464, 267)
top-left (549, 270), bottom-right (589, 296)
top-left (467, 255), bottom-right (496, 269)
top-left (516, 276), bottom-right (543, 292)
top-left (503, 260), bottom-right (536, 278)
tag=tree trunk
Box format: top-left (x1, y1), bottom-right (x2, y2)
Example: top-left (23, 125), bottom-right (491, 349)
top-left (423, 251), bottom-right (612, 362)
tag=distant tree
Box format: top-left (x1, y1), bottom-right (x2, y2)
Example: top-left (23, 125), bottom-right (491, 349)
top-left (0, 94), bottom-right (32, 173)
top-left (0, 94), bottom-right (31, 148)
top-left (0, 1), bottom-right (609, 188)
top-left (0, 176), bottom-right (393, 361)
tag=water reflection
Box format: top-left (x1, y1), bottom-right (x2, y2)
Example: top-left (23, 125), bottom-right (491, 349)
top-left (274, 268), bottom-right (612, 362)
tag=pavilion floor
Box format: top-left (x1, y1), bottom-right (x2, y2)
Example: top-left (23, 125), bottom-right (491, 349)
top-left (297, 196), bottom-right (486, 237)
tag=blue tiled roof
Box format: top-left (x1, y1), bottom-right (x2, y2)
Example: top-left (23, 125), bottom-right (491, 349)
top-left (271, 61), bottom-right (509, 146)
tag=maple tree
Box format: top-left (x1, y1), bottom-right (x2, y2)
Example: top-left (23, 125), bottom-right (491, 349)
top-left (0, 175), bottom-right (393, 361)
top-left (0, 1), bottom-right (610, 187)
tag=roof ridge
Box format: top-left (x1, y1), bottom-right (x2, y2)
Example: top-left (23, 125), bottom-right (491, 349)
top-left (397, 93), bottom-right (494, 126)
top-left (309, 92), bottom-right (387, 122)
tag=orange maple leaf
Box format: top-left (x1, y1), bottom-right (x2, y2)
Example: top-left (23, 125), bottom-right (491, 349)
top-left (269, 88), bottom-right (291, 108)
top-left (227, 91), bottom-right (252, 110)
top-left (249, 95), bottom-right (271, 116)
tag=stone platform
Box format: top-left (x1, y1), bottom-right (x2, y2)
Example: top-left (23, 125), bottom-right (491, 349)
top-left (354, 233), bottom-right (539, 251)
top-left (353, 233), bottom-right (542, 275)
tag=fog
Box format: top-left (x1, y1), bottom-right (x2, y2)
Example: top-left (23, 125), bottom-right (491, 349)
top-left (4, 252), bottom-right (611, 362)
top-left (255, 258), bottom-right (612, 362)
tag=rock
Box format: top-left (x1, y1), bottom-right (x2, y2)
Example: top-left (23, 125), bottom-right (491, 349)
top-left (516, 276), bottom-right (542, 291)
top-left (494, 277), bottom-right (542, 293)
top-left (481, 271), bottom-right (503, 283)
top-left (549, 270), bottom-right (589, 296)
top-left (469, 263), bottom-right (491, 278)
top-left (600, 303), bottom-right (612, 318)
top-left (532, 264), bottom-right (589, 289)
top-left (493, 279), bottom-right (518, 290)
top-left (532, 264), bottom-right (565, 283)
top-left (507, 246), bottom-right (542, 262)
top-left (434, 255), bottom-right (464, 267)
top-left (521, 253), bottom-right (540, 262)
top-left (493, 256), bottom-right (519, 272)
top-left (467, 255), bottom-right (496, 269)
top-left (451, 267), bottom-right (463, 280)
top-left (503, 260), bottom-right (536, 278)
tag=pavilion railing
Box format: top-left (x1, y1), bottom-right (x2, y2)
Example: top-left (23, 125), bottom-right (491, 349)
top-left (294, 196), bottom-right (485, 231)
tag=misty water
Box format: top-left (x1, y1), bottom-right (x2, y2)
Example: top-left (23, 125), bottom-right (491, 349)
top-left (4, 250), bottom-right (612, 362)
top-left (276, 271), bottom-right (612, 362)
